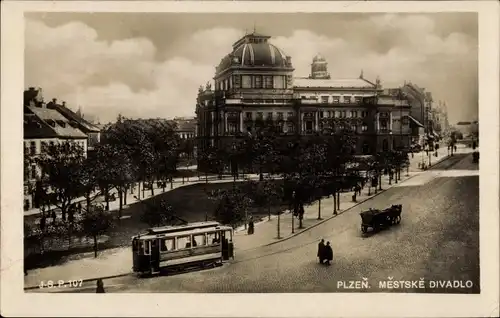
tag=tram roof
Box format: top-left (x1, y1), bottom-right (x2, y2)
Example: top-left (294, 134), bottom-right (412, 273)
top-left (145, 221), bottom-right (221, 235)
top-left (133, 222), bottom-right (233, 240)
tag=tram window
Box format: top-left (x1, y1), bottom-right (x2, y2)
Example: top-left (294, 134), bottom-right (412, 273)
top-left (144, 241), bottom-right (150, 255)
top-left (193, 234), bottom-right (206, 246)
top-left (177, 236), bottom-right (192, 249)
top-left (207, 232), bottom-right (220, 245)
top-left (225, 230), bottom-right (233, 242)
top-left (160, 238), bottom-right (175, 252)
top-left (138, 240), bottom-right (145, 253)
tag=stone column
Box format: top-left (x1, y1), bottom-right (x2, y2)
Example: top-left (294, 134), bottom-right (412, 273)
top-left (376, 112), bottom-right (380, 132)
top-left (240, 111), bottom-right (244, 132)
top-left (224, 111), bottom-right (228, 134)
top-left (315, 111), bottom-right (319, 131)
top-left (389, 112), bottom-right (393, 133)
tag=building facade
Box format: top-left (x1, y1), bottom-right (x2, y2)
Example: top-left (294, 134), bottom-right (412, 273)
top-left (23, 89), bottom-right (89, 210)
top-left (196, 32), bottom-right (412, 158)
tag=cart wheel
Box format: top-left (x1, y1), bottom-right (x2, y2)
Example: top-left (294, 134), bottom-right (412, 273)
top-left (396, 216), bottom-right (401, 224)
top-left (361, 226), bottom-right (367, 233)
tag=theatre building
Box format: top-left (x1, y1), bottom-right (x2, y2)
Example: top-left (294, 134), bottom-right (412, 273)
top-left (195, 32), bottom-right (412, 158)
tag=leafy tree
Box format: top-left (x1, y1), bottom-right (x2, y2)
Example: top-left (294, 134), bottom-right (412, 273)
top-left (35, 142), bottom-right (87, 222)
top-left (140, 199), bottom-right (175, 228)
top-left (208, 188), bottom-right (253, 228)
top-left (81, 204), bottom-right (114, 258)
top-left (246, 178), bottom-right (283, 221)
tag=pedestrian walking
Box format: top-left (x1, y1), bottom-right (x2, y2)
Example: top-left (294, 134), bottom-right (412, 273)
top-left (96, 279), bottom-right (105, 293)
top-left (247, 217), bottom-right (254, 235)
top-left (51, 210), bottom-right (56, 223)
top-left (317, 239), bottom-right (325, 264)
top-left (324, 242), bottom-right (333, 266)
top-left (77, 202), bottom-right (82, 214)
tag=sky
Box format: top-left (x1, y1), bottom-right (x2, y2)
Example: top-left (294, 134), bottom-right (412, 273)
top-left (25, 12), bottom-right (478, 124)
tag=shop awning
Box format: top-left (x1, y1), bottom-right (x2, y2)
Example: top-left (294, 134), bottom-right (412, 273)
top-left (408, 115), bottom-right (425, 128)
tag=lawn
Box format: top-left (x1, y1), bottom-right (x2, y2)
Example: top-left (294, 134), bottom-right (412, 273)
top-left (25, 179), bottom-right (288, 269)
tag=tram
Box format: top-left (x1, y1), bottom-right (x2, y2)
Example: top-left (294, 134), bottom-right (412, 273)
top-left (131, 221), bottom-right (234, 276)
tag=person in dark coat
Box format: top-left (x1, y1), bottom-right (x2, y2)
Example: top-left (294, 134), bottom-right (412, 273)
top-left (248, 217), bottom-right (254, 235)
top-left (317, 239), bottom-right (325, 264)
top-left (96, 279), bottom-right (105, 293)
top-left (324, 242), bottom-right (333, 265)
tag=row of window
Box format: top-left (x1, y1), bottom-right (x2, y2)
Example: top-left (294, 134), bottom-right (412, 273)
top-left (313, 95), bottom-right (364, 104)
top-left (136, 232), bottom-right (229, 254)
top-left (240, 110), bottom-right (371, 121)
top-left (216, 75), bottom-right (289, 91)
top-left (179, 133), bottom-right (195, 139)
top-left (24, 140), bottom-right (86, 155)
top-left (225, 118), bottom-right (410, 135)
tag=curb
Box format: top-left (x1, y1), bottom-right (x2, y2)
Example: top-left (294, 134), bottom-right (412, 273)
top-left (24, 272), bottom-right (131, 291)
top-left (264, 152), bottom-right (457, 247)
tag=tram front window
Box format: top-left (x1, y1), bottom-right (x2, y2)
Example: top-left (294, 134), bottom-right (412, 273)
top-left (225, 230), bottom-right (233, 242)
top-left (138, 240), bottom-right (145, 254)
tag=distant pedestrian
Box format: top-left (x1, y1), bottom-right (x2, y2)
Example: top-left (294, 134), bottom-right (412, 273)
top-left (324, 242), bottom-right (333, 266)
top-left (96, 279), bottom-right (105, 293)
top-left (51, 210), bottom-right (56, 222)
top-left (317, 239), bottom-right (325, 264)
top-left (77, 202), bottom-right (82, 214)
top-left (248, 217), bottom-right (254, 235)
top-left (454, 145), bottom-right (457, 152)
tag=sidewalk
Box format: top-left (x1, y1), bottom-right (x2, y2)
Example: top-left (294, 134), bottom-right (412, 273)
top-left (24, 149), bottom-right (465, 288)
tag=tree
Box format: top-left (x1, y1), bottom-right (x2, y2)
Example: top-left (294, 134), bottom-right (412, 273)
top-left (208, 187), bottom-right (253, 228)
top-left (246, 122), bottom-right (280, 180)
top-left (81, 204), bottom-right (114, 258)
top-left (35, 142), bottom-right (87, 222)
top-left (140, 199), bottom-right (174, 228)
top-left (246, 178), bottom-right (283, 221)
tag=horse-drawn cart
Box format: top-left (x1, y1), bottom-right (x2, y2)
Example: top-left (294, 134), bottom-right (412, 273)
top-left (360, 204), bottom-right (402, 233)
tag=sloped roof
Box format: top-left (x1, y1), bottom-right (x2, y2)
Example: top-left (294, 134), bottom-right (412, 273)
top-left (28, 106), bottom-right (87, 139)
top-left (46, 102), bottom-right (100, 133)
top-left (293, 77), bottom-right (376, 89)
top-left (24, 113), bottom-right (59, 139)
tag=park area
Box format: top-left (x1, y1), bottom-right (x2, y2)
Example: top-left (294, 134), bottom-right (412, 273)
top-left (24, 177), bottom-right (288, 270)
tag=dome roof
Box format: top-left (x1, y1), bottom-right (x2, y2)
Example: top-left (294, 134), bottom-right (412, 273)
top-left (312, 54), bottom-right (327, 63)
top-left (216, 33), bottom-right (292, 74)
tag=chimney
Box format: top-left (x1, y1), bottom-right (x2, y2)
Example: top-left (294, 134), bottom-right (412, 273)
top-left (52, 98), bottom-right (57, 104)
top-left (62, 101), bottom-right (66, 107)
top-left (29, 87), bottom-right (35, 91)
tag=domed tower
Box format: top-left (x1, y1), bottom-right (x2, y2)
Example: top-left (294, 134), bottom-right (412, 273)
top-left (213, 31), bottom-right (294, 94)
top-left (310, 54), bottom-right (330, 79)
